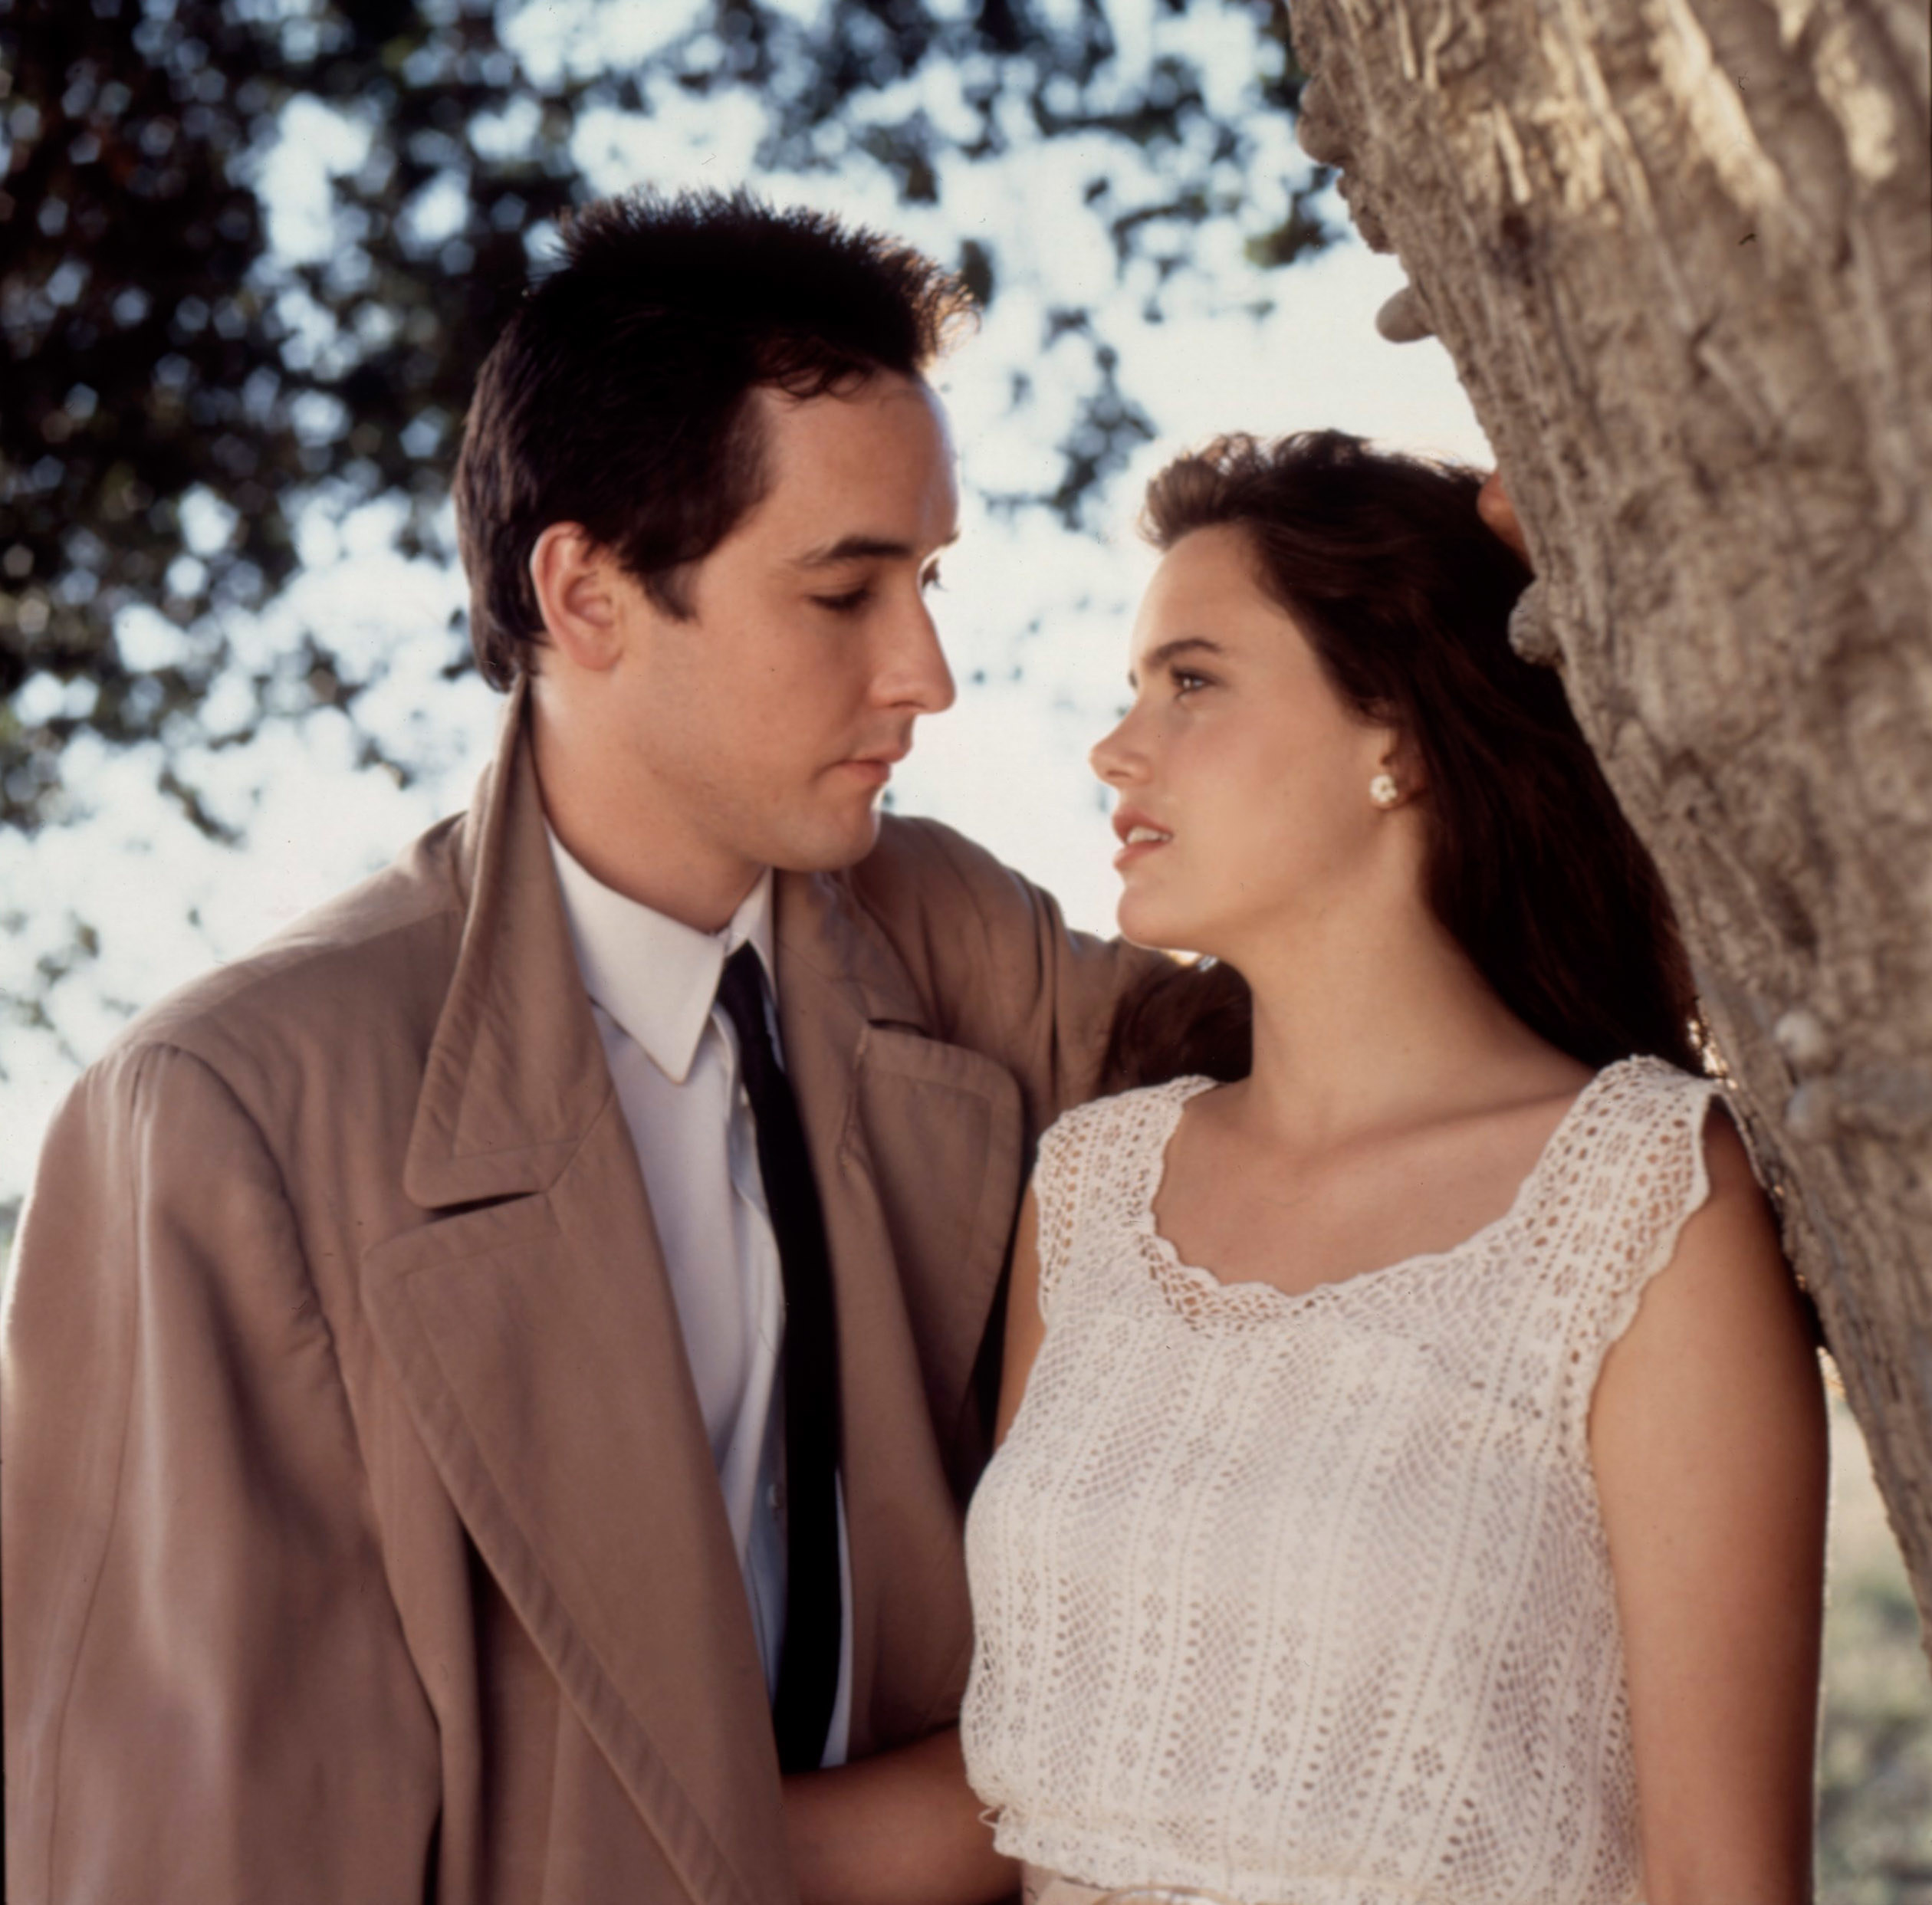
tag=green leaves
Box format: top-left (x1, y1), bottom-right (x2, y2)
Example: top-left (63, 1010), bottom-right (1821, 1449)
top-left (0, 0), bottom-right (1322, 833)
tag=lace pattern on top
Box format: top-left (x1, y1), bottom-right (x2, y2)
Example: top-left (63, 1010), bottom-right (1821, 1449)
top-left (964, 1056), bottom-right (1724, 1905)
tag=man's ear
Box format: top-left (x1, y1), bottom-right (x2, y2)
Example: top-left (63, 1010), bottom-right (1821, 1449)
top-left (530, 523), bottom-right (627, 672)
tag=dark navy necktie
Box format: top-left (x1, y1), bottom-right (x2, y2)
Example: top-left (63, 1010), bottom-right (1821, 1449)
top-left (715, 943), bottom-right (842, 1774)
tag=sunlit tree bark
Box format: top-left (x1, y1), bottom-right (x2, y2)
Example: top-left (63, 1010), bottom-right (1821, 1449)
top-left (1288, 0), bottom-right (1932, 1626)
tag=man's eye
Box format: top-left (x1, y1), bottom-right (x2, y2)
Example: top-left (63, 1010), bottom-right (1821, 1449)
top-left (812, 586), bottom-right (872, 613)
top-left (1174, 669), bottom-right (1211, 695)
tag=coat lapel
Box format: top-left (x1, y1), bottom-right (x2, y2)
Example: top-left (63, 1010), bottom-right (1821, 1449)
top-left (366, 687), bottom-right (1027, 1867)
top-left (364, 687), bottom-right (792, 1905)
top-left (775, 868), bottom-right (1024, 1753)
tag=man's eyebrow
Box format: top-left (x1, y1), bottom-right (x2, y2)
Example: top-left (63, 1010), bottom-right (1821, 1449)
top-left (791, 529), bottom-right (961, 569)
top-left (1129, 635), bottom-right (1227, 687)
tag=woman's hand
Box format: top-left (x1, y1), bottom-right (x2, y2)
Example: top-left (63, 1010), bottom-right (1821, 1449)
top-left (779, 1186), bottom-right (1049, 1903)
top-left (784, 1725), bottom-right (1017, 1905)
top-left (1477, 469), bottom-right (1532, 567)
top-left (782, 1188), bottom-right (1049, 1902)
top-left (1591, 1106), bottom-right (1827, 1904)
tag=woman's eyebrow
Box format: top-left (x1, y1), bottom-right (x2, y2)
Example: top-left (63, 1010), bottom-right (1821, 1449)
top-left (1129, 635), bottom-right (1227, 688)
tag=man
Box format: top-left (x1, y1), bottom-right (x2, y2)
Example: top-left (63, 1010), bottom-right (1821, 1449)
top-left (2, 192), bottom-right (1158, 1902)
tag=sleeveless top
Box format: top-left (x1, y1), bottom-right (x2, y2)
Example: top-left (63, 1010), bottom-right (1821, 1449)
top-left (961, 1056), bottom-right (1723, 1905)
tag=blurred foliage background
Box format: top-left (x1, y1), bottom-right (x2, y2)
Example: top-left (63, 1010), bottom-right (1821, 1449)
top-left (1825, 1390), bottom-right (1932, 1902)
top-left (1, 0), bottom-right (1927, 1887)
top-left (0, 0), bottom-right (1322, 839)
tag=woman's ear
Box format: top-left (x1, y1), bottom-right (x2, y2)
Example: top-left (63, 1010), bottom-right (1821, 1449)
top-left (530, 523), bottom-right (626, 672)
top-left (1375, 724), bottom-right (1428, 804)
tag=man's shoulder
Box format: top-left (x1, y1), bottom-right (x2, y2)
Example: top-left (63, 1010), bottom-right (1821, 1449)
top-left (101, 813), bottom-right (468, 1091)
top-left (847, 812), bottom-right (1048, 925)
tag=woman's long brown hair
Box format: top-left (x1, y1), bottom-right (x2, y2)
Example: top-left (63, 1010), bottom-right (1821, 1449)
top-left (1103, 431), bottom-right (1700, 1091)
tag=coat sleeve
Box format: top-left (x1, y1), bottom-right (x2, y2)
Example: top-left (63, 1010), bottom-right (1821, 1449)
top-left (859, 817), bottom-right (1174, 1138)
top-left (2, 1040), bottom-right (441, 1904)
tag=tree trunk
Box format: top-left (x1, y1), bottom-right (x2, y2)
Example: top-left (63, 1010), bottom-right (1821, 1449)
top-left (1287, 0), bottom-right (1932, 1625)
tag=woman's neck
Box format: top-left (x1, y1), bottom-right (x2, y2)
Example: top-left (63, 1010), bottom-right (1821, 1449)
top-left (1218, 889), bottom-right (1583, 1151)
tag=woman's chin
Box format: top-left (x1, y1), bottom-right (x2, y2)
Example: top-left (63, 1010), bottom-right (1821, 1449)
top-left (1115, 888), bottom-right (1200, 955)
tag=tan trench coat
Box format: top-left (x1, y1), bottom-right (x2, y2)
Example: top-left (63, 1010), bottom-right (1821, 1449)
top-left (2, 687), bottom-right (1153, 1903)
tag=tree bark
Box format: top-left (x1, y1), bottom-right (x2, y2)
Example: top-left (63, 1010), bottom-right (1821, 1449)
top-left (1287, 0), bottom-right (1932, 1624)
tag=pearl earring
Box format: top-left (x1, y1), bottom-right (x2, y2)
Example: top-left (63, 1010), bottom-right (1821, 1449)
top-left (1370, 772), bottom-right (1400, 810)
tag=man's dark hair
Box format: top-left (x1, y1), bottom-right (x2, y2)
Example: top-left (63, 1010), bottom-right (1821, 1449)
top-left (454, 189), bottom-right (976, 687)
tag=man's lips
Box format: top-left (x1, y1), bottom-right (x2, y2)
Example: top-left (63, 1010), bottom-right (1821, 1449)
top-left (837, 745), bottom-right (911, 786)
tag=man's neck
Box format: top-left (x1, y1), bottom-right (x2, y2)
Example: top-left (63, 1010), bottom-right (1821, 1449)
top-left (531, 718), bottom-right (763, 934)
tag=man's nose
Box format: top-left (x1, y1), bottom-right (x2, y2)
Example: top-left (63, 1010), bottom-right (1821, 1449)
top-left (879, 598), bottom-right (957, 715)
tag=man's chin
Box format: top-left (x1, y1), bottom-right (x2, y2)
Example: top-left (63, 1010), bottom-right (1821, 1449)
top-left (767, 806), bottom-right (885, 876)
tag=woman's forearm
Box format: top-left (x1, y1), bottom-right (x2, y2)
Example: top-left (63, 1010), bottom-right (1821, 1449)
top-left (784, 1725), bottom-right (1017, 1905)
top-left (1592, 1115), bottom-right (1826, 1903)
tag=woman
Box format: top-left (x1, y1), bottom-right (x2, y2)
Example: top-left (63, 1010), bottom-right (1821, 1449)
top-left (958, 432), bottom-right (1827, 1904)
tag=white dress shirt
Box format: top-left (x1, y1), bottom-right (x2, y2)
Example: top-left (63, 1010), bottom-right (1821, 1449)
top-left (547, 828), bottom-right (851, 1768)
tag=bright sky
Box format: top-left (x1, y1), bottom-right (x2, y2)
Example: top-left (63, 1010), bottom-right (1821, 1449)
top-left (0, 5), bottom-right (1489, 1211)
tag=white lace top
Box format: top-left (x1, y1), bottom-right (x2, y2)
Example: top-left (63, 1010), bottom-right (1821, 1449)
top-left (961, 1056), bottom-right (1722, 1905)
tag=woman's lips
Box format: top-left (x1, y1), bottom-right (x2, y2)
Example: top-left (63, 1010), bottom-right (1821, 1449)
top-left (1112, 823), bottom-right (1174, 871)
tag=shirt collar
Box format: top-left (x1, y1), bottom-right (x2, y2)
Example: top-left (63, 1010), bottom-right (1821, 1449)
top-left (545, 826), bottom-right (777, 1087)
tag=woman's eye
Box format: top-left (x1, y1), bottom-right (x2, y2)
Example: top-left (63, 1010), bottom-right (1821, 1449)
top-left (1173, 669), bottom-right (1210, 696)
top-left (920, 562), bottom-right (945, 593)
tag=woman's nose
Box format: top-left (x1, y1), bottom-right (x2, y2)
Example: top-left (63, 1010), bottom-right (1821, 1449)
top-left (1089, 713), bottom-right (1141, 787)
